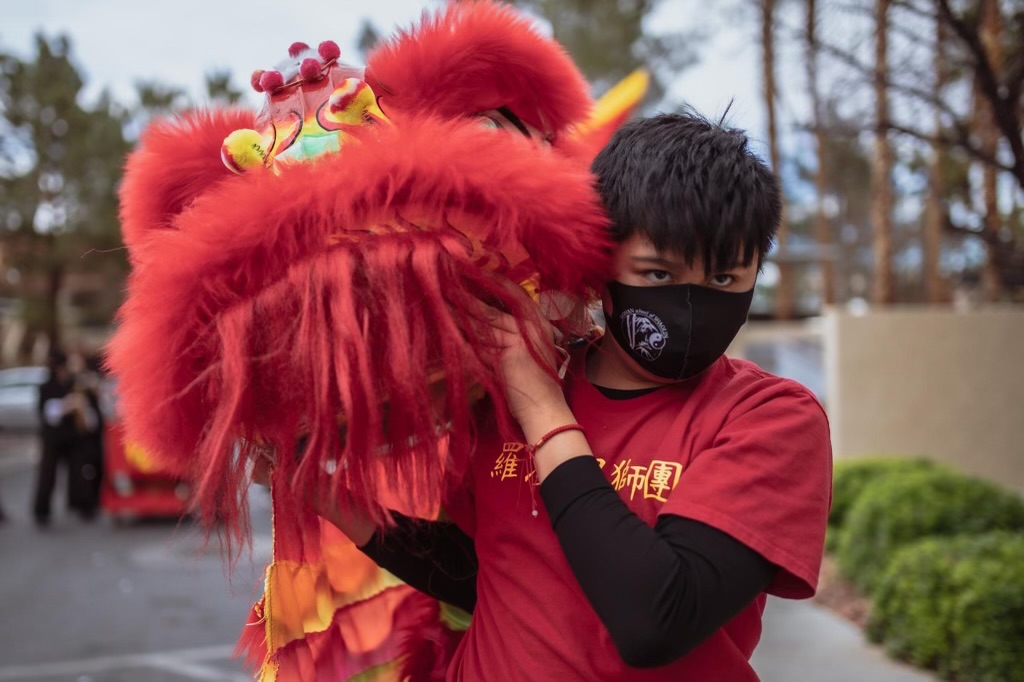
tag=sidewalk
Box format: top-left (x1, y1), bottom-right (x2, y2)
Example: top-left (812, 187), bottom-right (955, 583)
top-left (0, 433), bottom-right (38, 476)
top-left (752, 597), bottom-right (937, 682)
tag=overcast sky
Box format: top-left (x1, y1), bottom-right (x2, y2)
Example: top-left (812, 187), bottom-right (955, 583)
top-left (1, 0), bottom-right (776, 155)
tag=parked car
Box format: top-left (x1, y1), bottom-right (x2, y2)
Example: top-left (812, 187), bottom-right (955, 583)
top-left (0, 366), bottom-right (47, 431)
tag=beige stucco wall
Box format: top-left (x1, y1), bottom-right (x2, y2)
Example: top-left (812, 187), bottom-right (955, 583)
top-left (824, 307), bottom-right (1024, 492)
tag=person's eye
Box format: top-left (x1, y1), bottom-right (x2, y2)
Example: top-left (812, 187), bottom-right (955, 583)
top-left (643, 270), bottom-right (673, 284)
top-left (477, 115), bottom-right (502, 130)
top-left (707, 274), bottom-right (736, 288)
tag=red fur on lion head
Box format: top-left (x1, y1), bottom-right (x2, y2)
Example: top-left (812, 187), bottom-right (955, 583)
top-left (108, 2), bottom-right (613, 552)
top-left (366, 1), bottom-right (592, 141)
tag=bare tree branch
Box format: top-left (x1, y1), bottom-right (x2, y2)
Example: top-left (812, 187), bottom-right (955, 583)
top-left (814, 36), bottom-right (963, 119)
top-left (1004, 11), bottom-right (1024, 107)
top-left (890, 0), bottom-right (938, 22)
top-left (936, 0), bottom-right (1024, 185)
top-left (811, 3), bottom-right (1023, 186)
top-left (824, 0), bottom-right (935, 45)
top-left (885, 120), bottom-right (1015, 172)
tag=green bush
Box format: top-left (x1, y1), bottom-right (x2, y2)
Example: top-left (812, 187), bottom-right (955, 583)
top-left (837, 468), bottom-right (1024, 592)
top-left (826, 457), bottom-right (939, 551)
top-left (867, 537), bottom-right (952, 667)
top-left (868, 532), bottom-right (1024, 682)
top-left (947, 541), bottom-right (1024, 682)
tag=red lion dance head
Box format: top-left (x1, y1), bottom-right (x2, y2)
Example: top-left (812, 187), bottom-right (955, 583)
top-left (109, 1), bottom-right (618, 525)
top-left (108, 3), bottom-right (641, 678)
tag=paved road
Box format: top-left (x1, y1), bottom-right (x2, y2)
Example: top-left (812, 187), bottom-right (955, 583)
top-left (0, 433), bottom-right (269, 682)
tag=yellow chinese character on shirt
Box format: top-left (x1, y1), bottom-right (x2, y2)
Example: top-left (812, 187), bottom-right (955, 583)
top-left (624, 464), bottom-right (649, 500)
top-left (492, 442), bottom-right (525, 481)
top-left (644, 460), bottom-right (684, 502)
top-left (610, 459), bottom-right (632, 491)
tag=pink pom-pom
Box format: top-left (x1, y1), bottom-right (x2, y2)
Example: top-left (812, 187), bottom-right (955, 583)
top-left (288, 42), bottom-right (310, 58)
top-left (250, 70), bottom-right (265, 93)
top-left (259, 70), bottom-right (284, 92)
top-left (318, 40), bottom-right (340, 62)
top-left (300, 58), bottom-right (322, 81)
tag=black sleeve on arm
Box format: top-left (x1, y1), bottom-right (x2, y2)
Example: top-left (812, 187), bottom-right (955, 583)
top-left (358, 511), bottom-right (478, 613)
top-left (540, 456), bottom-right (778, 668)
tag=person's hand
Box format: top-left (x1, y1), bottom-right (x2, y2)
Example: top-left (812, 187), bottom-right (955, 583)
top-left (249, 449), bottom-right (378, 546)
top-left (64, 393), bottom-right (85, 415)
top-left (483, 295), bottom-right (577, 443)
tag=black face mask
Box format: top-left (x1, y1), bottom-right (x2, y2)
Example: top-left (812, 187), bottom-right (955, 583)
top-left (605, 281), bottom-right (755, 380)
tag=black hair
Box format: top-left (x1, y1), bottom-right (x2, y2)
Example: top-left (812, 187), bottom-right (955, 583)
top-left (591, 110), bottom-right (782, 274)
top-left (48, 349), bottom-right (67, 370)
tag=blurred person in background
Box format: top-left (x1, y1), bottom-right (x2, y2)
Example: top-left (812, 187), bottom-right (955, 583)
top-left (66, 351), bottom-right (105, 519)
top-left (33, 349), bottom-right (104, 526)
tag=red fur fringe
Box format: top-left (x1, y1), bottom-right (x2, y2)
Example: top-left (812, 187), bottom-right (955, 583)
top-left (366, 1), bottom-right (592, 141)
top-left (108, 113), bottom-right (612, 550)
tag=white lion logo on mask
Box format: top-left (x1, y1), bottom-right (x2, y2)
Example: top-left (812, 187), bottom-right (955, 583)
top-left (621, 308), bottom-right (669, 361)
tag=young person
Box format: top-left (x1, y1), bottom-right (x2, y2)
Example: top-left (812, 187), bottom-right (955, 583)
top-left (319, 112), bottom-right (832, 681)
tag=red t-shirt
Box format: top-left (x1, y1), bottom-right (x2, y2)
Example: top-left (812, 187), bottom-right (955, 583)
top-left (444, 352), bottom-right (832, 681)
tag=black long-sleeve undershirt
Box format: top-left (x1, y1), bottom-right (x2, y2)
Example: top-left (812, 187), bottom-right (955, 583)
top-left (359, 511), bottom-right (479, 612)
top-left (541, 455), bottom-right (777, 667)
top-left (359, 456), bottom-right (777, 668)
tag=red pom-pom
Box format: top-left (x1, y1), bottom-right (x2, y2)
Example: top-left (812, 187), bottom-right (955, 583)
top-left (259, 70), bottom-right (284, 92)
top-left (288, 42), bottom-right (310, 58)
top-left (299, 58), bottom-right (323, 81)
top-left (318, 40), bottom-right (341, 62)
top-left (250, 70), bottom-right (265, 93)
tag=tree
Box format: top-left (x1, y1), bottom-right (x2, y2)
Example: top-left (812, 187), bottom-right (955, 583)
top-left (936, 0), bottom-right (1023, 187)
top-left (506, 0), bottom-right (698, 101)
top-left (806, 0), bottom-right (836, 305)
top-left (973, 0), bottom-right (1005, 298)
top-left (838, 0), bottom-right (1024, 191)
top-left (204, 69), bottom-right (243, 105)
top-left (125, 80), bottom-right (187, 140)
top-left (809, 0), bottom-right (1024, 299)
top-left (924, 17), bottom-right (951, 302)
top-left (759, 0), bottom-right (794, 319)
top-left (0, 35), bottom-right (130, 353)
top-left (357, 20), bottom-right (382, 62)
top-left (872, 0), bottom-right (896, 304)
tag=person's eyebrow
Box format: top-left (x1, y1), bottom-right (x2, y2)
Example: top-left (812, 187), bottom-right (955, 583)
top-left (496, 106), bottom-right (532, 138)
top-left (711, 260), bottom-right (742, 271)
top-left (632, 255), bottom-right (683, 268)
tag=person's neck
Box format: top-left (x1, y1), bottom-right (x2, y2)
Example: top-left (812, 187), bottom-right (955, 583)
top-left (586, 338), bottom-right (667, 391)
